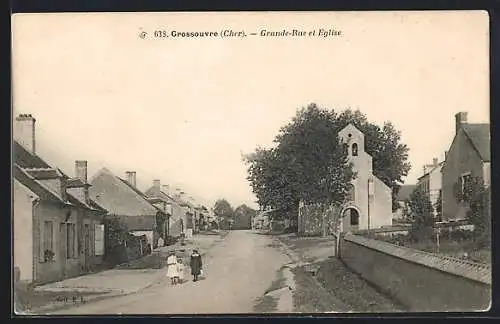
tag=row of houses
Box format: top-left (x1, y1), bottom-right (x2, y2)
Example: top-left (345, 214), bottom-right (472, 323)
top-left (13, 113), bottom-right (211, 286)
top-left (394, 111), bottom-right (490, 223)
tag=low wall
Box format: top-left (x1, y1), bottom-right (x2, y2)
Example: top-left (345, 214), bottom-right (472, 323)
top-left (339, 234), bottom-right (491, 312)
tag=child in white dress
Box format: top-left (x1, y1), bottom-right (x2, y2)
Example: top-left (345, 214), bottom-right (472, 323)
top-left (166, 252), bottom-right (179, 285)
top-left (175, 257), bottom-right (185, 283)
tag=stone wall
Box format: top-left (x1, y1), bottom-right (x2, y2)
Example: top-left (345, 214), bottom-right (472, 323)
top-left (339, 233), bottom-right (491, 312)
top-left (298, 203), bottom-right (339, 236)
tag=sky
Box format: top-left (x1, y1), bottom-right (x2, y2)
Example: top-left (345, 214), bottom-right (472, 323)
top-left (12, 11), bottom-right (489, 210)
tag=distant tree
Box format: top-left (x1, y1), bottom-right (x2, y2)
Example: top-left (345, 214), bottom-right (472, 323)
top-left (233, 204), bottom-right (257, 230)
top-left (454, 176), bottom-right (490, 246)
top-left (213, 199), bottom-right (234, 229)
top-left (408, 188), bottom-right (435, 242)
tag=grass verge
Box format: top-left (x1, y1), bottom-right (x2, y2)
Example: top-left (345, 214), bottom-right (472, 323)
top-left (314, 257), bottom-right (405, 313)
top-left (253, 267), bottom-right (287, 313)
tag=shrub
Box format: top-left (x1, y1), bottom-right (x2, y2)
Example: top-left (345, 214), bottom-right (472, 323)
top-left (408, 188), bottom-right (435, 242)
top-left (165, 235), bottom-right (178, 246)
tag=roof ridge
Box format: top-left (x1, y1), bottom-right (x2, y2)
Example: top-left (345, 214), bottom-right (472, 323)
top-left (117, 178), bottom-right (166, 214)
top-left (461, 124), bottom-right (490, 162)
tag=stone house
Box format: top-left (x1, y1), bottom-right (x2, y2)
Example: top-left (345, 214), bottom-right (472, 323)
top-left (298, 123), bottom-right (393, 236)
top-left (89, 168), bottom-right (167, 248)
top-left (144, 180), bottom-right (185, 238)
top-left (171, 188), bottom-right (196, 238)
top-left (441, 112), bottom-right (490, 221)
top-left (416, 158), bottom-right (444, 219)
top-left (13, 114), bottom-right (107, 285)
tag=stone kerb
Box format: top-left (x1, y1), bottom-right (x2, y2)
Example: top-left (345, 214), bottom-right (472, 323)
top-left (343, 234), bottom-right (491, 285)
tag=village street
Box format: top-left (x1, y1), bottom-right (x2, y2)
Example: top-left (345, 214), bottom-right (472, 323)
top-left (48, 230), bottom-right (291, 315)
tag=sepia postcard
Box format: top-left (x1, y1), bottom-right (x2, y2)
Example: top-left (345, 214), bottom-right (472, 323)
top-left (11, 11), bottom-right (491, 315)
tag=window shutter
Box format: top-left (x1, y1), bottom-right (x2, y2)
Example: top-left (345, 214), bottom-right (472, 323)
top-left (94, 224), bottom-right (105, 256)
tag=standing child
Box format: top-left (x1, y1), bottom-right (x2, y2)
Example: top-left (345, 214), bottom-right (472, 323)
top-left (190, 249), bottom-right (203, 282)
top-left (176, 256), bottom-right (185, 284)
top-left (166, 252), bottom-right (179, 285)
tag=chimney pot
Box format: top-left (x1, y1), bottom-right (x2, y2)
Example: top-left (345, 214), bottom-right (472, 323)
top-left (153, 179), bottom-right (161, 188)
top-left (75, 160), bottom-right (88, 183)
top-left (14, 113), bottom-right (36, 154)
top-left (126, 171), bottom-right (137, 187)
top-left (455, 112), bottom-right (468, 133)
top-left (445, 151), bottom-right (448, 159)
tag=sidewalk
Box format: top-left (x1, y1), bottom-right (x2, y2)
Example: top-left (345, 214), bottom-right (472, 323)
top-left (20, 231), bottom-right (227, 314)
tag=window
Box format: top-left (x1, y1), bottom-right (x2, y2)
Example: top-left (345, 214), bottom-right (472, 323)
top-left (342, 143), bottom-right (349, 155)
top-left (352, 143), bottom-right (358, 156)
top-left (461, 172), bottom-right (472, 197)
top-left (42, 221), bottom-right (54, 262)
top-left (67, 223), bottom-right (76, 259)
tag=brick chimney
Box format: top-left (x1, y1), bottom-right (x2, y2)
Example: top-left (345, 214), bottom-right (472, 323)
top-left (162, 184), bottom-right (170, 195)
top-left (14, 114), bottom-right (36, 154)
top-left (153, 179), bottom-right (161, 189)
top-left (126, 171), bottom-right (137, 187)
top-left (68, 160), bottom-right (90, 203)
top-left (433, 158), bottom-right (438, 166)
top-left (75, 160), bottom-right (88, 184)
top-left (445, 151), bottom-right (448, 159)
top-left (455, 112), bottom-right (468, 134)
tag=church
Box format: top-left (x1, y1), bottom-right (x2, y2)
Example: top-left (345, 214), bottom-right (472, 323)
top-left (338, 123), bottom-right (393, 232)
top-left (297, 123), bottom-right (393, 236)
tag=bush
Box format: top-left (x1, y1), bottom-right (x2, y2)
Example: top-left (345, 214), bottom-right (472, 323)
top-left (164, 235), bottom-right (178, 246)
top-left (284, 225), bottom-right (298, 234)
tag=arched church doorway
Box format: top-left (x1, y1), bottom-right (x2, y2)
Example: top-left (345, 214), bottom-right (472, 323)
top-left (342, 207), bottom-right (360, 232)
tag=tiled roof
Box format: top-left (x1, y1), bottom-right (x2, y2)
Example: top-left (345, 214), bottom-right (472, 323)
top-left (14, 164), bottom-right (66, 204)
top-left (118, 178), bottom-right (165, 215)
top-left (89, 168), bottom-right (165, 217)
top-left (24, 168), bottom-right (61, 180)
top-left (14, 141), bottom-right (105, 212)
top-left (117, 215), bottom-right (156, 231)
top-left (463, 124), bottom-right (490, 162)
top-left (144, 186), bottom-right (181, 207)
top-left (14, 141), bottom-right (52, 169)
top-left (65, 178), bottom-right (89, 188)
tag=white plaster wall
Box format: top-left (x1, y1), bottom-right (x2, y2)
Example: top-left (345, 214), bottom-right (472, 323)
top-left (372, 177), bottom-right (393, 229)
top-left (13, 179), bottom-right (34, 282)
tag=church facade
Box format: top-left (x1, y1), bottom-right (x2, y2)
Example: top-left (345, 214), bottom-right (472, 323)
top-left (297, 123), bottom-right (392, 236)
top-left (338, 123), bottom-right (393, 232)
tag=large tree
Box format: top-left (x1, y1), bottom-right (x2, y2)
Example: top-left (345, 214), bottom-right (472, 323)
top-left (213, 199), bottom-right (234, 229)
top-left (244, 103), bottom-right (411, 221)
top-left (244, 103), bottom-right (354, 216)
top-left (336, 109), bottom-right (411, 211)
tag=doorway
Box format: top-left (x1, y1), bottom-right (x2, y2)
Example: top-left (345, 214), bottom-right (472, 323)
top-left (342, 207), bottom-right (360, 232)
